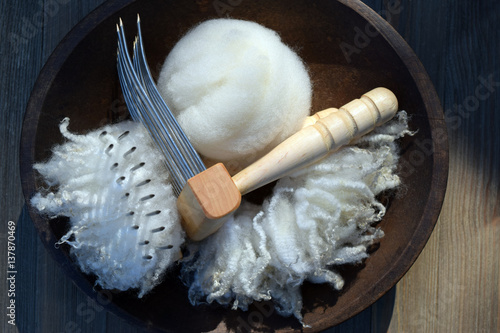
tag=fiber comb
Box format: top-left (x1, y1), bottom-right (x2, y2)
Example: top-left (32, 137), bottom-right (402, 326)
top-left (117, 17), bottom-right (398, 241)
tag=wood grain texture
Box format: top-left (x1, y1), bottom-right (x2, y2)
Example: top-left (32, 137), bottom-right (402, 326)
top-left (0, 1), bottom-right (498, 333)
top-left (382, 1), bottom-right (500, 332)
top-left (178, 163), bottom-right (241, 240)
top-left (232, 88), bottom-right (399, 196)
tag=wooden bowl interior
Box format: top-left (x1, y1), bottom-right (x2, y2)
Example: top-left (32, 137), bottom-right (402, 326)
top-left (21, 0), bottom-right (447, 332)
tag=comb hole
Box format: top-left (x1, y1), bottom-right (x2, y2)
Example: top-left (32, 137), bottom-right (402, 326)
top-left (146, 210), bottom-right (161, 216)
top-left (118, 131), bottom-right (130, 140)
top-left (151, 226), bottom-right (165, 233)
top-left (140, 194), bottom-right (155, 201)
top-left (106, 144), bottom-right (114, 154)
top-left (123, 146), bottom-right (137, 158)
top-left (136, 179), bottom-right (151, 187)
top-left (131, 162), bottom-right (145, 172)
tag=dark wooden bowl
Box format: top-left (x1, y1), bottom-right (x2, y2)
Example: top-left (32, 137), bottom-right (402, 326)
top-left (20, 0), bottom-right (448, 331)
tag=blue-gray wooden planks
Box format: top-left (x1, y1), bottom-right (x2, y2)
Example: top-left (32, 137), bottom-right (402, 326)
top-left (1, 0), bottom-right (498, 332)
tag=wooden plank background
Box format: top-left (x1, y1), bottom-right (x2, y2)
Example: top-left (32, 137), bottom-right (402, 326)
top-left (1, 0), bottom-right (498, 332)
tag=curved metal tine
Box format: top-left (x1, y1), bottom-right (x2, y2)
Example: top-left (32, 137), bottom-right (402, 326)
top-left (131, 44), bottom-right (202, 181)
top-left (117, 49), bottom-right (184, 195)
top-left (118, 67), bottom-right (183, 195)
top-left (117, 22), bottom-right (186, 194)
top-left (117, 55), bottom-right (184, 194)
top-left (127, 42), bottom-right (192, 181)
top-left (117, 20), bottom-right (195, 185)
top-left (117, 29), bottom-right (187, 194)
top-left (133, 23), bottom-right (206, 177)
top-left (131, 56), bottom-right (206, 181)
top-left (133, 16), bottom-right (206, 175)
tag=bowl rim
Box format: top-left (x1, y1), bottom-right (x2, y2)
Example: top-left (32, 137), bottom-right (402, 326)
top-left (20, 0), bottom-right (449, 331)
top-left (330, 0), bottom-right (450, 323)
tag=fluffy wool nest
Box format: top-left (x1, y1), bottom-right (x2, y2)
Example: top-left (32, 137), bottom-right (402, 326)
top-left (31, 112), bottom-right (411, 323)
top-left (180, 112), bottom-right (411, 322)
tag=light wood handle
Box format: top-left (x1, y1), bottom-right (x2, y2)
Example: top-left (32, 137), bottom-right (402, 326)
top-left (178, 87), bottom-right (398, 240)
top-left (232, 87), bottom-right (398, 195)
top-left (300, 108), bottom-right (337, 127)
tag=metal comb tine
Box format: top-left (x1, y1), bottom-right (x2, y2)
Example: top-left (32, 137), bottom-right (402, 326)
top-left (117, 22), bottom-right (187, 194)
top-left (131, 40), bottom-right (199, 180)
top-left (132, 46), bottom-right (200, 175)
top-left (118, 26), bottom-right (187, 171)
top-left (118, 41), bottom-right (186, 195)
top-left (118, 54), bottom-right (184, 195)
top-left (117, 19), bottom-right (201, 183)
top-left (118, 49), bottom-right (184, 195)
top-left (133, 17), bottom-right (206, 175)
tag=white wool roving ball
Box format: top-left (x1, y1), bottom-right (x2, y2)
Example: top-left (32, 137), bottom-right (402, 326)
top-left (181, 112), bottom-right (412, 323)
top-left (158, 18), bottom-right (312, 169)
top-left (31, 119), bottom-right (184, 297)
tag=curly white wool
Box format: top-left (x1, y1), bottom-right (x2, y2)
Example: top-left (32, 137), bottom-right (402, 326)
top-left (157, 19), bottom-right (312, 170)
top-left (30, 111), bottom-right (410, 322)
top-left (181, 112), bottom-right (411, 322)
top-left (31, 119), bottom-right (184, 297)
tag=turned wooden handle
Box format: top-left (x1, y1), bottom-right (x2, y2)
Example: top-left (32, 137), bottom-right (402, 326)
top-left (178, 87), bottom-right (398, 240)
top-left (301, 108), bottom-right (337, 127)
top-left (232, 87), bottom-right (398, 195)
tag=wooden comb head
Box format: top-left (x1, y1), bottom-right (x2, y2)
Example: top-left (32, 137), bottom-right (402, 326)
top-left (177, 163), bottom-right (241, 240)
